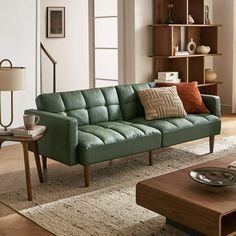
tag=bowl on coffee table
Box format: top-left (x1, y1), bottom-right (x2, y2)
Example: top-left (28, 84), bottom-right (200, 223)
top-left (189, 167), bottom-right (236, 187)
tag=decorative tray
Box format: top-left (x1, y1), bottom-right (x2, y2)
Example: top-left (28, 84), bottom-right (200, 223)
top-left (189, 167), bottom-right (236, 186)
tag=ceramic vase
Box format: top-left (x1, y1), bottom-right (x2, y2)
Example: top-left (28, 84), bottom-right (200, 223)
top-left (205, 68), bottom-right (217, 82)
top-left (187, 38), bottom-right (196, 55)
top-left (197, 46), bottom-right (211, 54)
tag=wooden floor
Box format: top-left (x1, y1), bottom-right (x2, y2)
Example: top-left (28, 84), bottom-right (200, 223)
top-left (0, 115), bottom-right (235, 235)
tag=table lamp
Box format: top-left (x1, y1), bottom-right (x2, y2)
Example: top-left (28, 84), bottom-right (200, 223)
top-left (0, 59), bottom-right (26, 135)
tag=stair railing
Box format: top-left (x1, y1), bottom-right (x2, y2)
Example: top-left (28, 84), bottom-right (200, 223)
top-left (40, 43), bottom-right (57, 93)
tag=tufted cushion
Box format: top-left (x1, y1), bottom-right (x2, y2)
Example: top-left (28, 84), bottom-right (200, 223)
top-left (116, 82), bottom-right (155, 120)
top-left (77, 121), bottom-right (162, 165)
top-left (36, 93), bottom-right (65, 114)
top-left (137, 87), bottom-right (187, 120)
top-left (36, 87), bottom-right (123, 126)
top-left (131, 114), bottom-right (221, 147)
top-left (60, 90), bottom-right (88, 126)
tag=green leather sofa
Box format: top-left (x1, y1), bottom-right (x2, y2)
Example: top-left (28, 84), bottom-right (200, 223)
top-left (25, 82), bottom-right (221, 186)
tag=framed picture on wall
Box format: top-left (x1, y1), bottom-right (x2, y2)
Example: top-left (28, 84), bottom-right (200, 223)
top-left (47, 7), bottom-right (65, 38)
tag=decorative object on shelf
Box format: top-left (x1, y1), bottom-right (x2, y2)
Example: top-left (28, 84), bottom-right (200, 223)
top-left (165, 1), bottom-right (174, 24)
top-left (205, 68), bottom-right (217, 83)
top-left (47, 7), bottom-right (65, 38)
top-left (158, 71), bottom-right (178, 81)
top-left (174, 45), bottom-right (179, 52)
top-left (156, 72), bottom-right (180, 83)
top-left (188, 15), bottom-right (195, 24)
top-left (205, 5), bottom-right (211, 25)
top-left (0, 59), bottom-right (26, 135)
top-left (187, 38), bottom-right (196, 55)
top-left (173, 45), bottom-right (179, 55)
top-left (197, 45), bottom-right (211, 54)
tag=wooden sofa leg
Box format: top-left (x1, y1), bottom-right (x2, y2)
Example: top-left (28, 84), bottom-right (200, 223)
top-left (84, 166), bottom-right (90, 187)
top-left (210, 136), bottom-right (215, 153)
top-left (149, 150), bottom-right (154, 166)
top-left (42, 156), bottom-right (47, 170)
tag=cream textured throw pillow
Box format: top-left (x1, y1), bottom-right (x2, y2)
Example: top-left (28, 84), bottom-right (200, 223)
top-left (138, 86), bottom-right (187, 120)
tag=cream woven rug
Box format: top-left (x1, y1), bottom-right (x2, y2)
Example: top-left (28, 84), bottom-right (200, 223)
top-left (1, 136), bottom-right (236, 236)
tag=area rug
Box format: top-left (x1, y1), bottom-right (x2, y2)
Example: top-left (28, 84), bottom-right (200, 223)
top-left (1, 136), bottom-right (236, 236)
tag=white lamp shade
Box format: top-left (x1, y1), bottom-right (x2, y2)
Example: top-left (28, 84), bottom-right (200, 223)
top-left (0, 67), bottom-right (26, 91)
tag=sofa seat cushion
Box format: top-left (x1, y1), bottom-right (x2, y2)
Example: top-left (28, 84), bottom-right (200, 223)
top-left (77, 121), bottom-right (162, 165)
top-left (131, 114), bottom-right (221, 147)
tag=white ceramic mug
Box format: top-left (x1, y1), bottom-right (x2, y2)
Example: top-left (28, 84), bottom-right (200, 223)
top-left (23, 114), bottom-right (40, 130)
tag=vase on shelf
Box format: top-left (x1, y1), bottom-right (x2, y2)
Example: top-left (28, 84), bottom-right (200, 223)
top-left (197, 46), bottom-right (211, 54)
top-left (205, 68), bottom-right (217, 82)
top-left (205, 5), bottom-right (211, 25)
top-left (187, 38), bottom-right (196, 55)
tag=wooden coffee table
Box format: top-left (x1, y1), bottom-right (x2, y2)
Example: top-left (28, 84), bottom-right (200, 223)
top-left (136, 154), bottom-right (236, 236)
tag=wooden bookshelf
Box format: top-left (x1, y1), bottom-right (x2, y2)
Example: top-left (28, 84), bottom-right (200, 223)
top-left (152, 0), bottom-right (222, 95)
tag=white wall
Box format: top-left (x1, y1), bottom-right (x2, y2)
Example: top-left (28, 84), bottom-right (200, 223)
top-left (134, 0), bottom-right (153, 84)
top-left (124, 0), bottom-right (153, 84)
top-left (123, 0), bottom-right (136, 84)
top-left (40, 0), bottom-right (89, 92)
top-left (213, 0), bottom-right (234, 113)
top-left (0, 0), bottom-right (37, 129)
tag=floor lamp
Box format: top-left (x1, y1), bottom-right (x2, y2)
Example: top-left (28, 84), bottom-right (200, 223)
top-left (0, 59), bottom-right (26, 135)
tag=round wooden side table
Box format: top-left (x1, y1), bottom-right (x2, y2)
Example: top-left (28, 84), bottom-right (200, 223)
top-left (0, 132), bottom-right (45, 201)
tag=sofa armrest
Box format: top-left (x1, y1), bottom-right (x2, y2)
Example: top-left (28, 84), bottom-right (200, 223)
top-left (25, 109), bottom-right (78, 166)
top-left (201, 95), bottom-right (221, 118)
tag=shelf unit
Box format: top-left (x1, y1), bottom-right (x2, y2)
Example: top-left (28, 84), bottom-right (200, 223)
top-left (152, 0), bottom-right (222, 95)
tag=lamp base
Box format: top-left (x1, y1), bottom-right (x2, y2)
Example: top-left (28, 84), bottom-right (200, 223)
top-left (0, 129), bottom-right (13, 136)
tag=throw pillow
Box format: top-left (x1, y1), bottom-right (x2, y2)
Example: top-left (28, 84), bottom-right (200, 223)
top-left (157, 82), bottom-right (209, 113)
top-left (137, 86), bottom-right (187, 120)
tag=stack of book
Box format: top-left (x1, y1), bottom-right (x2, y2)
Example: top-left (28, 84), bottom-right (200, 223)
top-left (13, 125), bottom-right (46, 138)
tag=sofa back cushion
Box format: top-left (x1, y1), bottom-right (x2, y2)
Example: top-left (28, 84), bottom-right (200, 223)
top-left (116, 82), bottom-right (155, 120)
top-left (36, 86), bottom-right (123, 126)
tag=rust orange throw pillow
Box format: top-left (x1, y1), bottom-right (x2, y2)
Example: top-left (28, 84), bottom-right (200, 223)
top-left (157, 82), bottom-right (209, 113)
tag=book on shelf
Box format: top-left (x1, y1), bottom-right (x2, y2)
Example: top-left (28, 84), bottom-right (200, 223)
top-left (154, 79), bottom-right (181, 84)
top-left (13, 125), bottom-right (46, 138)
top-left (175, 51), bottom-right (190, 56)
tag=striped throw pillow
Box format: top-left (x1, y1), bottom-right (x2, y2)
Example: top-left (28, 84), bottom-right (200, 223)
top-left (138, 86), bottom-right (187, 120)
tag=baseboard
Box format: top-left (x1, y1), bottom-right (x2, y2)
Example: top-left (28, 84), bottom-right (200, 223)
top-left (221, 104), bottom-right (232, 114)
